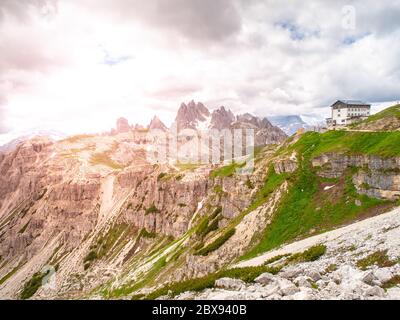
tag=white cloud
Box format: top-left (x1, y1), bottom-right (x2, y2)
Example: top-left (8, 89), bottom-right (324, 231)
top-left (0, 0), bottom-right (399, 139)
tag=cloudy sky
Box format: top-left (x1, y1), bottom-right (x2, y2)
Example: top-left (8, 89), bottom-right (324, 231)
top-left (0, 0), bottom-right (399, 140)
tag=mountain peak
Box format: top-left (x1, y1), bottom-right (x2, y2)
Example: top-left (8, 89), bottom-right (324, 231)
top-left (115, 117), bottom-right (130, 133)
top-left (174, 100), bottom-right (211, 131)
top-left (210, 106), bottom-right (235, 130)
top-left (148, 116), bottom-right (167, 131)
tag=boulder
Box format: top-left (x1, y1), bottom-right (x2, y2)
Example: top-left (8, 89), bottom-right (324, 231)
top-left (279, 279), bottom-right (300, 296)
top-left (361, 271), bottom-right (377, 285)
top-left (293, 276), bottom-right (312, 288)
top-left (263, 284), bottom-right (282, 297)
top-left (373, 268), bottom-right (393, 284)
top-left (254, 272), bottom-right (276, 285)
top-left (292, 288), bottom-right (316, 300)
top-left (214, 278), bottom-right (246, 290)
top-left (279, 268), bottom-right (302, 280)
top-left (364, 286), bottom-right (385, 298)
top-left (306, 270), bottom-right (322, 282)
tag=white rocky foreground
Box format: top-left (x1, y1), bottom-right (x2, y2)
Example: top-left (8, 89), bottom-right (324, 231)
top-left (176, 207), bottom-right (400, 300)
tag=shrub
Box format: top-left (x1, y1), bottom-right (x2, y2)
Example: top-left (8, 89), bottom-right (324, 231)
top-left (356, 250), bottom-right (396, 270)
top-left (289, 245), bottom-right (327, 263)
top-left (139, 229), bottom-right (157, 239)
top-left (210, 206), bottom-right (222, 219)
top-left (157, 173), bottom-right (167, 181)
top-left (301, 244), bottom-right (327, 262)
top-left (195, 228), bottom-right (235, 256)
top-left (20, 271), bottom-right (49, 299)
top-left (245, 179), bottom-right (254, 189)
top-left (145, 265), bottom-right (282, 300)
top-left (145, 204), bottom-right (160, 215)
top-left (195, 217), bottom-right (210, 236)
top-left (382, 275), bottom-right (400, 289)
top-left (264, 254), bottom-right (291, 266)
top-left (84, 250), bottom-right (98, 263)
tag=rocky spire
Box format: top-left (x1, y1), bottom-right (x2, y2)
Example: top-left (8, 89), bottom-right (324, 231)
top-left (210, 106), bottom-right (235, 130)
top-left (116, 117), bottom-right (130, 133)
top-left (173, 100), bottom-right (211, 131)
top-left (148, 116), bottom-right (167, 131)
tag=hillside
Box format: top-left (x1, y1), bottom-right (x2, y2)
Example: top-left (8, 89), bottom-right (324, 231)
top-left (351, 104), bottom-right (400, 131)
top-left (1, 106), bottom-right (400, 300)
top-left (175, 207), bottom-right (400, 300)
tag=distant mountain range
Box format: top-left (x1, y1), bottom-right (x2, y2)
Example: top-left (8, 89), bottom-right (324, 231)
top-left (111, 100), bottom-right (288, 146)
top-left (0, 103), bottom-right (326, 153)
top-left (0, 129), bottom-right (66, 153)
top-left (269, 115), bottom-right (325, 136)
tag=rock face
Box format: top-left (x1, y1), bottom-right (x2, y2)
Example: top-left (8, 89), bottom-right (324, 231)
top-left (115, 117), bottom-right (131, 133)
top-left (312, 153), bottom-right (400, 200)
top-left (148, 116), bottom-right (167, 131)
top-left (173, 100), bottom-right (211, 131)
top-left (232, 113), bottom-right (287, 146)
top-left (171, 100), bottom-right (287, 146)
top-left (0, 128), bottom-right (281, 299)
top-left (210, 107), bottom-right (235, 130)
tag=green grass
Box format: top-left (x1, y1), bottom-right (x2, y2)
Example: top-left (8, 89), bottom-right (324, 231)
top-left (325, 264), bottom-right (338, 273)
top-left (382, 275), bottom-right (400, 289)
top-left (107, 256), bottom-right (167, 298)
top-left (0, 264), bottom-right (22, 286)
top-left (145, 264), bottom-right (282, 300)
top-left (145, 203), bottom-right (160, 215)
top-left (139, 228), bottom-right (157, 239)
top-left (264, 254), bottom-right (291, 265)
top-left (356, 104), bottom-right (400, 125)
top-left (210, 161), bottom-right (245, 179)
top-left (194, 228), bottom-right (235, 256)
top-left (20, 270), bottom-right (49, 299)
top-left (288, 245), bottom-right (327, 263)
top-left (89, 152), bottom-right (125, 170)
top-left (195, 207), bottom-right (222, 238)
top-left (289, 130), bottom-right (400, 158)
top-left (356, 250), bottom-right (397, 270)
top-left (175, 162), bottom-right (201, 171)
top-left (195, 216), bottom-right (210, 236)
top-left (61, 134), bottom-right (95, 143)
top-left (157, 172), bottom-right (167, 181)
top-left (213, 185), bottom-right (225, 195)
top-left (242, 131), bottom-right (392, 260)
top-left (84, 224), bottom-right (132, 269)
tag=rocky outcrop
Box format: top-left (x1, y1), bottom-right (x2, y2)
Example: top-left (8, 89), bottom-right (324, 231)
top-left (173, 100), bottom-right (210, 131)
top-left (115, 117), bottom-right (131, 133)
top-left (148, 116), bottom-right (167, 131)
top-left (210, 107), bottom-right (235, 130)
top-left (312, 153), bottom-right (400, 200)
top-left (232, 114), bottom-right (287, 146)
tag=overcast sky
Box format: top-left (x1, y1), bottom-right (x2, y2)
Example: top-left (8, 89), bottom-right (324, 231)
top-left (0, 0), bottom-right (399, 139)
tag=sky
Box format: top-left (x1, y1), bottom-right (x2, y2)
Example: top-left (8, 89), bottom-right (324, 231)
top-left (0, 0), bottom-right (399, 141)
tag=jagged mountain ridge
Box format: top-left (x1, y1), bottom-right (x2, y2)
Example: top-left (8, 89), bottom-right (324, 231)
top-left (269, 115), bottom-right (309, 136)
top-left (171, 100), bottom-right (287, 145)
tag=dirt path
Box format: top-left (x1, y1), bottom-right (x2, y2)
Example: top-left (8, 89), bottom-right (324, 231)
top-left (233, 206), bottom-right (400, 268)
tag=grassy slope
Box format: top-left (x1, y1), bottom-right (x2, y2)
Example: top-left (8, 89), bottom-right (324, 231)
top-left (242, 130), bottom-right (398, 260)
top-left (360, 104), bottom-right (400, 124)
